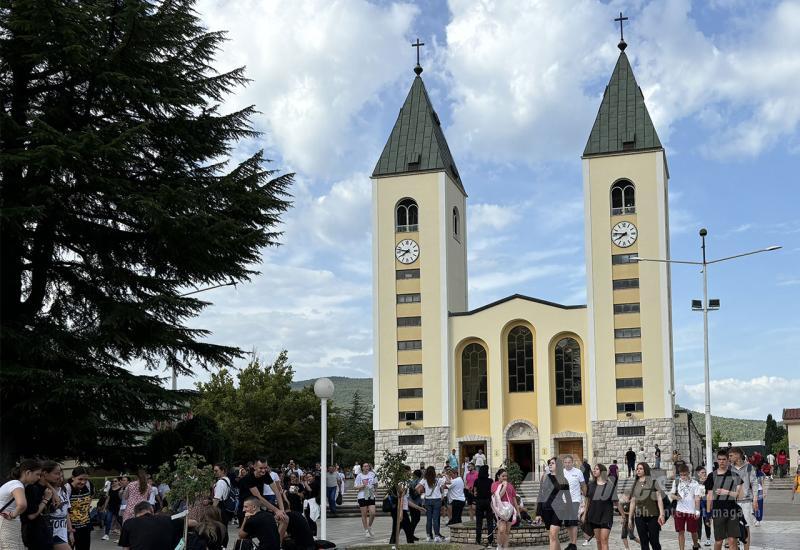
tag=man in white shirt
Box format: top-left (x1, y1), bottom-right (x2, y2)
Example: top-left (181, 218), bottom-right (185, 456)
top-left (561, 455), bottom-right (587, 550)
top-left (353, 462), bottom-right (361, 479)
top-left (473, 449), bottom-right (486, 467)
top-left (445, 469), bottom-right (466, 525)
top-left (262, 464), bottom-right (282, 507)
top-left (670, 464), bottom-right (703, 550)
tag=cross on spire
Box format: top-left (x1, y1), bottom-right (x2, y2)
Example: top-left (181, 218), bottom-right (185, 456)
top-left (412, 38), bottom-right (425, 75)
top-left (614, 12), bottom-right (629, 52)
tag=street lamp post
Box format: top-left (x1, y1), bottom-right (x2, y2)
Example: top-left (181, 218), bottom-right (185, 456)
top-left (314, 377), bottom-right (335, 540)
top-left (634, 229), bottom-right (780, 470)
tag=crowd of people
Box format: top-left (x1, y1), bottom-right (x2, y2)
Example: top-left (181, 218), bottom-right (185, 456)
top-left (1, 446), bottom-right (797, 550)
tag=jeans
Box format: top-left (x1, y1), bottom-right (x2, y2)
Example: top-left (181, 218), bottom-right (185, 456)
top-left (103, 510), bottom-right (116, 535)
top-left (634, 516), bottom-right (662, 550)
top-left (475, 498), bottom-right (495, 544)
top-left (424, 498), bottom-right (442, 538)
top-left (655, 457), bottom-right (661, 469)
top-left (326, 486), bottom-right (338, 513)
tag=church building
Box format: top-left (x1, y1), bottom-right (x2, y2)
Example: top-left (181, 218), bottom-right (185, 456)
top-left (371, 30), bottom-right (686, 476)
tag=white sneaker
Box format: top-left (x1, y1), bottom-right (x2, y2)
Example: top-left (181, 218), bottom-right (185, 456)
top-left (434, 536), bottom-right (443, 543)
top-left (426, 536), bottom-right (433, 542)
top-left (101, 535), bottom-right (109, 541)
top-left (704, 540), bottom-right (711, 547)
top-left (583, 541), bottom-right (591, 546)
top-left (368, 527), bottom-right (374, 537)
top-left (755, 520), bottom-right (760, 526)
top-left (365, 529), bottom-right (370, 538)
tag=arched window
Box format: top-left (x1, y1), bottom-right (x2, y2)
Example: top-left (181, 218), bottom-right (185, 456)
top-left (507, 326), bottom-right (534, 392)
top-left (555, 337), bottom-right (582, 405)
top-left (610, 180), bottom-right (635, 215)
top-left (462, 343), bottom-right (487, 409)
top-left (396, 198), bottom-right (419, 232)
top-left (453, 207), bottom-right (460, 237)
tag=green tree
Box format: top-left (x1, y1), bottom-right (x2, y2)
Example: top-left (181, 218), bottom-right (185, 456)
top-left (0, 0), bottom-right (292, 470)
top-left (712, 429), bottom-right (723, 451)
top-left (764, 414), bottom-right (782, 454)
top-left (502, 460), bottom-right (525, 488)
top-left (375, 449), bottom-right (410, 544)
top-left (194, 351), bottom-right (340, 464)
top-left (158, 447), bottom-right (215, 542)
top-left (334, 390), bottom-right (375, 467)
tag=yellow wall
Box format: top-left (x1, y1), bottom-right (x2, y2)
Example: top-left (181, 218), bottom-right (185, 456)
top-left (372, 170), bottom-right (467, 431)
top-left (450, 298), bottom-right (588, 465)
top-left (583, 150), bottom-right (674, 421)
top-left (788, 422), bottom-right (800, 471)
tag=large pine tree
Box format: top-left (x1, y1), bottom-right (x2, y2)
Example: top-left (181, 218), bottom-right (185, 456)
top-left (0, 0), bottom-right (292, 470)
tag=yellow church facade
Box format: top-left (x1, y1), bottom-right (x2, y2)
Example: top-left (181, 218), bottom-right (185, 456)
top-left (371, 40), bottom-right (680, 476)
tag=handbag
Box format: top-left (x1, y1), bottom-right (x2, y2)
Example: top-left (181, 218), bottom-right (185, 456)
top-left (335, 492), bottom-right (342, 505)
top-left (382, 495), bottom-right (393, 513)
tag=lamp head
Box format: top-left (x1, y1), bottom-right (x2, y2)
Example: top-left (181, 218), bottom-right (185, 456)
top-left (765, 245), bottom-right (781, 251)
top-left (314, 377), bottom-right (335, 399)
top-left (699, 228), bottom-right (708, 237)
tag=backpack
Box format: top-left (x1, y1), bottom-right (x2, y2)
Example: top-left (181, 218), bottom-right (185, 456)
top-left (220, 478), bottom-right (239, 514)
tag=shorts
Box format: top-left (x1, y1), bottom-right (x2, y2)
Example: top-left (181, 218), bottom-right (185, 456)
top-left (358, 498), bottom-right (376, 508)
top-left (465, 491), bottom-right (474, 505)
top-left (674, 511), bottom-right (699, 533)
top-left (562, 502), bottom-right (580, 527)
top-left (589, 521), bottom-right (612, 531)
top-left (54, 535), bottom-right (68, 544)
top-left (737, 501), bottom-right (754, 527)
top-left (621, 519), bottom-right (637, 540)
top-left (712, 514), bottom-right (740, 541)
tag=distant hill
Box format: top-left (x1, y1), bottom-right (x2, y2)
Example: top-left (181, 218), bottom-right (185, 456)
top-left (684, 409), bottom-right (769, 442)
top-left (291, 377), bottom-right (372, 411)
top-left (293, 377), bottom-right (769, 441)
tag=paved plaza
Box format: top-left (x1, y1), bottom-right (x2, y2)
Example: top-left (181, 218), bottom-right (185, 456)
top-left (87, 493), bottom-right (799, 549)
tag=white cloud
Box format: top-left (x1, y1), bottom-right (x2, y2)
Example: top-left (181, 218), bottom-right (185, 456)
top-left (469, 203), bottom-right (522, 232)
top-left (680, 376), bottom-right (800, 419)
top-left (443, 0), bottom-right (800, 164)
top-left (444, 0), bottom-right (609, 163)
top-left (197, 0), bottom-right (419, 177)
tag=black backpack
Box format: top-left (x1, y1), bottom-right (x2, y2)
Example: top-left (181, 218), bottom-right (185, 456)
top-left (220, 478), bottom-right (239, 514)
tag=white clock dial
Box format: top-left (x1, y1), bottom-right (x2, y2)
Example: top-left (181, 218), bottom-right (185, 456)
top-left (611, 221), bottom-right (638, 248)
top-left (395, 239), bottom-right (420, 264)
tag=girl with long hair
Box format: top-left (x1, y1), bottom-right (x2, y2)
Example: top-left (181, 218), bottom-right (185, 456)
top-left (0, 459), bottom-right (41, 550)
top-left (627, 462), bottom-right (665, 550)
top-left (536, 457), bottom-right (572, 550)
top-left (26, 461), bottom-right (71, 550)
top-left (581, 463), bottom-right (617, 550)
top-left (491, 468), bottom-right (519, 550)
top-left (65, 466), bottom-right (93, 550)
top-left (121, 470), bottom-right (151, 524)
top-left (187, 505), bottom-right (226, 550)
top-left (354, 462), bottom-right (376, 538)
top-left (473, 465), bottom-right (494, 547)
top-left (416, 466), bottom-right (445, 542)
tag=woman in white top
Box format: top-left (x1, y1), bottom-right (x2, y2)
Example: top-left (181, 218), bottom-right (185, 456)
top-left (416, 466), bottom-right (446, 542)
top-left (354, 463), bottom-right (377, 538)
top-left (0, 459), bottom-right (42, 550)
top-left (446, 469), bottom-right (466, 525)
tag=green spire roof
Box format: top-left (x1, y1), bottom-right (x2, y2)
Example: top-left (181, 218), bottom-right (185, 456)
top-left (583, 52), bottom-right (662, 157)
top-left (373, 76), bottom-right (465, 194)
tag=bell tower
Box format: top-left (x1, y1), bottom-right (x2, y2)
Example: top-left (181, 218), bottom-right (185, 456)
top-left (371, 53), bottom-right (467, 466)
top-left (583, 29), bottom-right (676, 468)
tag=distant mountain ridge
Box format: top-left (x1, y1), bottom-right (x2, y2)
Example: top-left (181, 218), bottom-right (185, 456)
top-left (291, 376), bottom-right (372, 411)
top-left (292, 377), bottom-right (769, 441)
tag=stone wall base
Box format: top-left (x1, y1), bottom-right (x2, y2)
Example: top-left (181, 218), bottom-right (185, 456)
top-left (449, 522), bottom-right (569, 546)
top-left (591, 417), bottom-right (676, 474)
top-left (374, 426), bottom-right (450, 468)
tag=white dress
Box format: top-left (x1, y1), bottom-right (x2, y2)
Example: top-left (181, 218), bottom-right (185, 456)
top-left (0, 480), bottom-right (25, 550)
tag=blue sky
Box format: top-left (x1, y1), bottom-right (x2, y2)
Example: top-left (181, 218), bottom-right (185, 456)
top-left (177, 0), bottom-right (800, 420)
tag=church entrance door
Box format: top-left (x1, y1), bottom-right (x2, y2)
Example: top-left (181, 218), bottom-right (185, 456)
top-left (558, 439), bottom-right (584, 462)
top-left (460, 442), bottom-right (486, 466)
top-left (509, 441), bottom-right (534, 479)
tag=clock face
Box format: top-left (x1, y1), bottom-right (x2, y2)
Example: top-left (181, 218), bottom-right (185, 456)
top-left (611, 221), bottom-right (638, 248)
top-left (395, 239), bottom-right (420, 264)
